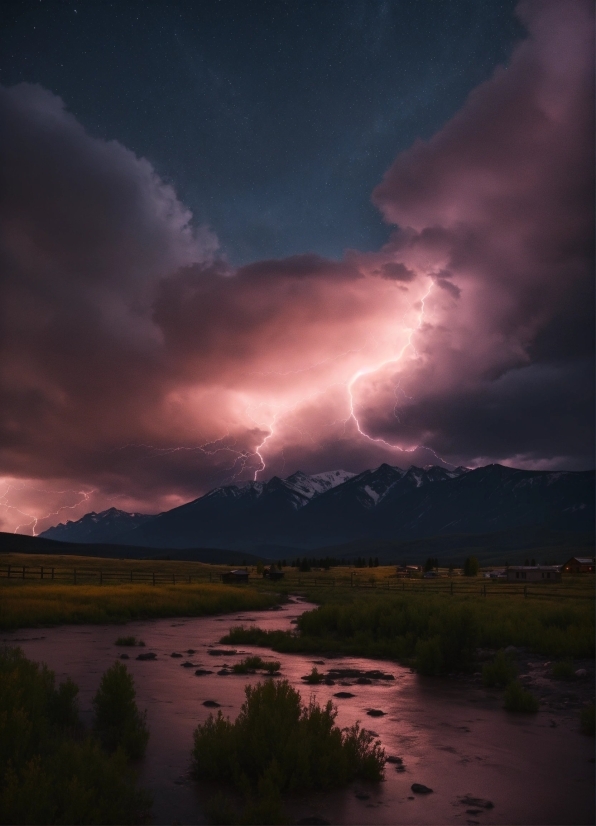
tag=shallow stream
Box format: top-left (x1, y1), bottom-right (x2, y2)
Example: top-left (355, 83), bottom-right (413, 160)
top-left (3, 597), bottom-right (594, 825)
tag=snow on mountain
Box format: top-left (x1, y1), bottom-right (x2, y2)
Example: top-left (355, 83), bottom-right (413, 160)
top-left (284, 469), bottom-right (355, 499)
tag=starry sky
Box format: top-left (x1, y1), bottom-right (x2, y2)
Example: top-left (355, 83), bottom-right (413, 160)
top-left (0, 0), bottom-right (594, 533)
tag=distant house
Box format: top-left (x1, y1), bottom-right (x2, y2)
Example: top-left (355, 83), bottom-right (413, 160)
top-left (263, 566), bottom-right (284, 581)
top-left (221, 569), bottom-right (249, 584)
top-left (561, 556), bottom-right (595, 574)
top-left (506, 565), bottom-right (561, 583)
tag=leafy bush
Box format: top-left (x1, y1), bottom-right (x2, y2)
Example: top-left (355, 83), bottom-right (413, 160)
top-left (0, 647), bottom-right (150, 824)
top-left (93, 662), bottom-right (149, 759)
top-left (231, 656), bottom-right (280, 675)
top-left (302, 666), bottom-right (324, 684)
top-left (504, 680), bottom-right (539, 713)
top-left (115, 636), bottom-right (144, 647)
top-left (551, 659), bottom-right (575, 680)
top-left (580, 703), bottom-right (595, 735)
top-left (192, 679), bottom-right (385, 796)
top-left (482, 650), bottom-right (517, 687)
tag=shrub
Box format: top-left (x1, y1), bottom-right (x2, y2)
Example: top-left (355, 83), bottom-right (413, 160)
top-left (504, 680), bottom-right (539, 713)
top-left (115, 636), bottom-right (144, 647)
top-left (93, 662), bottom-right (149, 759)
top-left (231, 656), bottom-right (281, 675)
top-left (0, 647), bottom-right (150, 824)
top-left (482, 650), bottom-right (517, 687)
top-left (580, 703), bottom-right (595, 736)
top-left (302, 666), bottom-right (324, 684)
top-left (551, 659), bottom-right (575, 680)
top-left (192, 679), bottom-right (385, 796)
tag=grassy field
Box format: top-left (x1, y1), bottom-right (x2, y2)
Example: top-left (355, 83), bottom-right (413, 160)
top-left (1, 553), bottom-right (593, 652)
top-left (0, 554), bottom-right (279, 630)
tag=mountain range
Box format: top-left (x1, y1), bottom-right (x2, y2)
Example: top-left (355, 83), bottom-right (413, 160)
top-left (41, 463), bottom-right (594, 557)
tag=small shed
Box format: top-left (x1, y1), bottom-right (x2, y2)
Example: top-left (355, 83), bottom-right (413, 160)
top-left (263, 566), bottom-right (285, 581)
top-left (561, 556), bottom-right (595, 574)
top-left (506, 565), bottom-right (561, 583)
top-left (221, 569), bottom-right (249, 584)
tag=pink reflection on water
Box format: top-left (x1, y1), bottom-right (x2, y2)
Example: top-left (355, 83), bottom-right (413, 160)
top-left (3, 598), bottom-right (594, 825)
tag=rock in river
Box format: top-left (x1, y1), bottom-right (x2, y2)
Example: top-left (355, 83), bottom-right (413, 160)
top-left (367, 709), bottom-right (386, 717)
top-left (411, 783), bottom-right (433, 794)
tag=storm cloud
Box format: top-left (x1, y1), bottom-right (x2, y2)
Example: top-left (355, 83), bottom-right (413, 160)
top-left (0, 0), bottom-right (593, 532)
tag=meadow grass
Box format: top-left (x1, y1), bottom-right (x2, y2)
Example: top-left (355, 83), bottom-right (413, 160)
top-left (0, 582), bottom-right (277, 630)
top-left (503, 680), bottom-right (540, 713)
top-left (222, 587), bottom-right (595, 673)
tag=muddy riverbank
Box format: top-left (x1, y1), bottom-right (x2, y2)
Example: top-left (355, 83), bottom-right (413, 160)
top-left (3, 597), bottom-right (593, 825)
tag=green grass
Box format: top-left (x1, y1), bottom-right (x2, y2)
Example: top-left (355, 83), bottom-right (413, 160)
top-left (231, 656), bottom-right (281, 675)
top-left (0, 647), bottom-right (150, 824)
top-left (0, 582), bottom-right (278, 630)
top-left (482, 650), bottom-right (518, 687)
top-left (551, 658), bottom-right (576, 680)
top-left (192, 678), bottom-right (385, 823)
top-left (504, 680), bottom-right (540, 713)
top-left (222, 589), bottom-right (594, 674)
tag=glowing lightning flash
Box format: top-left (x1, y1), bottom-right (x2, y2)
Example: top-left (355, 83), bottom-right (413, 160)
top-left (346, 282), bottom-right (434, 452)
top-left (0, 484), bottom-right (96, 535)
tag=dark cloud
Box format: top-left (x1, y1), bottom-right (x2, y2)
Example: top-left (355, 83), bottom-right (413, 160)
top-left (0, 0), bottom-right (593, 532)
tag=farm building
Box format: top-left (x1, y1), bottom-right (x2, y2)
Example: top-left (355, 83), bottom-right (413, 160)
top-left (561, 556), bottom-right (595, 574)
top-left (221, 569), bottom-right (249, 584)
top-left (506, 565), bottom-right (561, 582)
top-left (263, 566), bottom-right (284, 581)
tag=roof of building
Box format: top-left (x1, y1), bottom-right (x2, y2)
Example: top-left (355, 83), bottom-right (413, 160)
top-left (565, 557), bottom-right (595, 564)
top-left (507, 565), bottom-right (561, 571)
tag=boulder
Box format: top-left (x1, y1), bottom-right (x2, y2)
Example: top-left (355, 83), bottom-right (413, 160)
top-left (367, 709), bottom-right (386, 717)
top-left (136, 652), bottom-right (157, 661)
top-left (202, 700), bottom-right (221, 707)
top-left (334, 692), bottom-right (355, 699)
top-left (459, 795), bottom-right (494, 809)
top-left (411, 783), bottom-right (433, 794)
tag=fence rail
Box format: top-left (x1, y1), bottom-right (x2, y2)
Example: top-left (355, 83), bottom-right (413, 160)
top-left (0, 564), bottom-right (592, 599)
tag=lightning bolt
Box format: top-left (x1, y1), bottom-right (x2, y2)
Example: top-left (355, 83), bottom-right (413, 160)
top-left (346, 282), bottom-right (433, 450)
top-left (0, 484), bottom-right (95, 535)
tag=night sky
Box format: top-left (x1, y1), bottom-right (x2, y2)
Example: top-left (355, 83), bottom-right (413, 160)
top-left (0, 0), bottom-right (594, 533)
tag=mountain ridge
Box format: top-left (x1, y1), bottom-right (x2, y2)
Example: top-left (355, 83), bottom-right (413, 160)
top-left (39, 463), bottom-right (594, 553)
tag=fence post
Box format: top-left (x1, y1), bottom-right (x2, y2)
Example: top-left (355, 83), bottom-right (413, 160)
top-left (100, 570), bottom-right (103, 585)
top-left (7, 565), bottom-right (10, 579)
top-left (74, 569), bottom-right (77, 585)
top-left (51, 567), bottom-right (54, 580)
top-left (41, 566), bottom-right (43, 580)
top-left (152, 571), bottom-right (156, 586)
top-left (524, 585), bottom-right (527, 598)
top-left (450, 580), bottom-right (453, 595)
top-left (189, 575), bottom-right (191, 584)
top-left (22, 565), bottom-right (25, 579)
top-left (130, 570), bottom-right (133, 583)
top-left (173, 573), bottom-right (175, 585)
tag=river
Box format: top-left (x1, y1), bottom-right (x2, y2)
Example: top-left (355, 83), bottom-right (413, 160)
top-left (3, 596), bottom-right (593, 825)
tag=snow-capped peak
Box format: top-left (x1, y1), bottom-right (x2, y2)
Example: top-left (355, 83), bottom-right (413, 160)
top-left (284, 469), bottom-right (355, 499)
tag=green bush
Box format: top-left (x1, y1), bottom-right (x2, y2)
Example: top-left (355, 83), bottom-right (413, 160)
top-left (482, 650), bottom-right (517, 687)
top-left (551, 659), bottom-right (575, 680)
top-left (302, 666), bottom-right (324, 684)
top-left (231, 656), bottom-right (280, 675)
top-left (580, 703), bottom-right (595, 736)
top-left (504, 680), bottom-right (539, 713)
top-left (0, 647), bottom-right (150, 824)
top-left (192, 679), bottom-right (385, 796)
top-left (92, 662), bottom-right (149, 759)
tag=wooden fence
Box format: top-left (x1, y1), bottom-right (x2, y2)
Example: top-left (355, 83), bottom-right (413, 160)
top-left (0, 564), bottom-right (592, 600)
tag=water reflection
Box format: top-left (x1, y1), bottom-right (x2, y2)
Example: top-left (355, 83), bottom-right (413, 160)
top-left (3, 597), bottom-right (593, 825)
